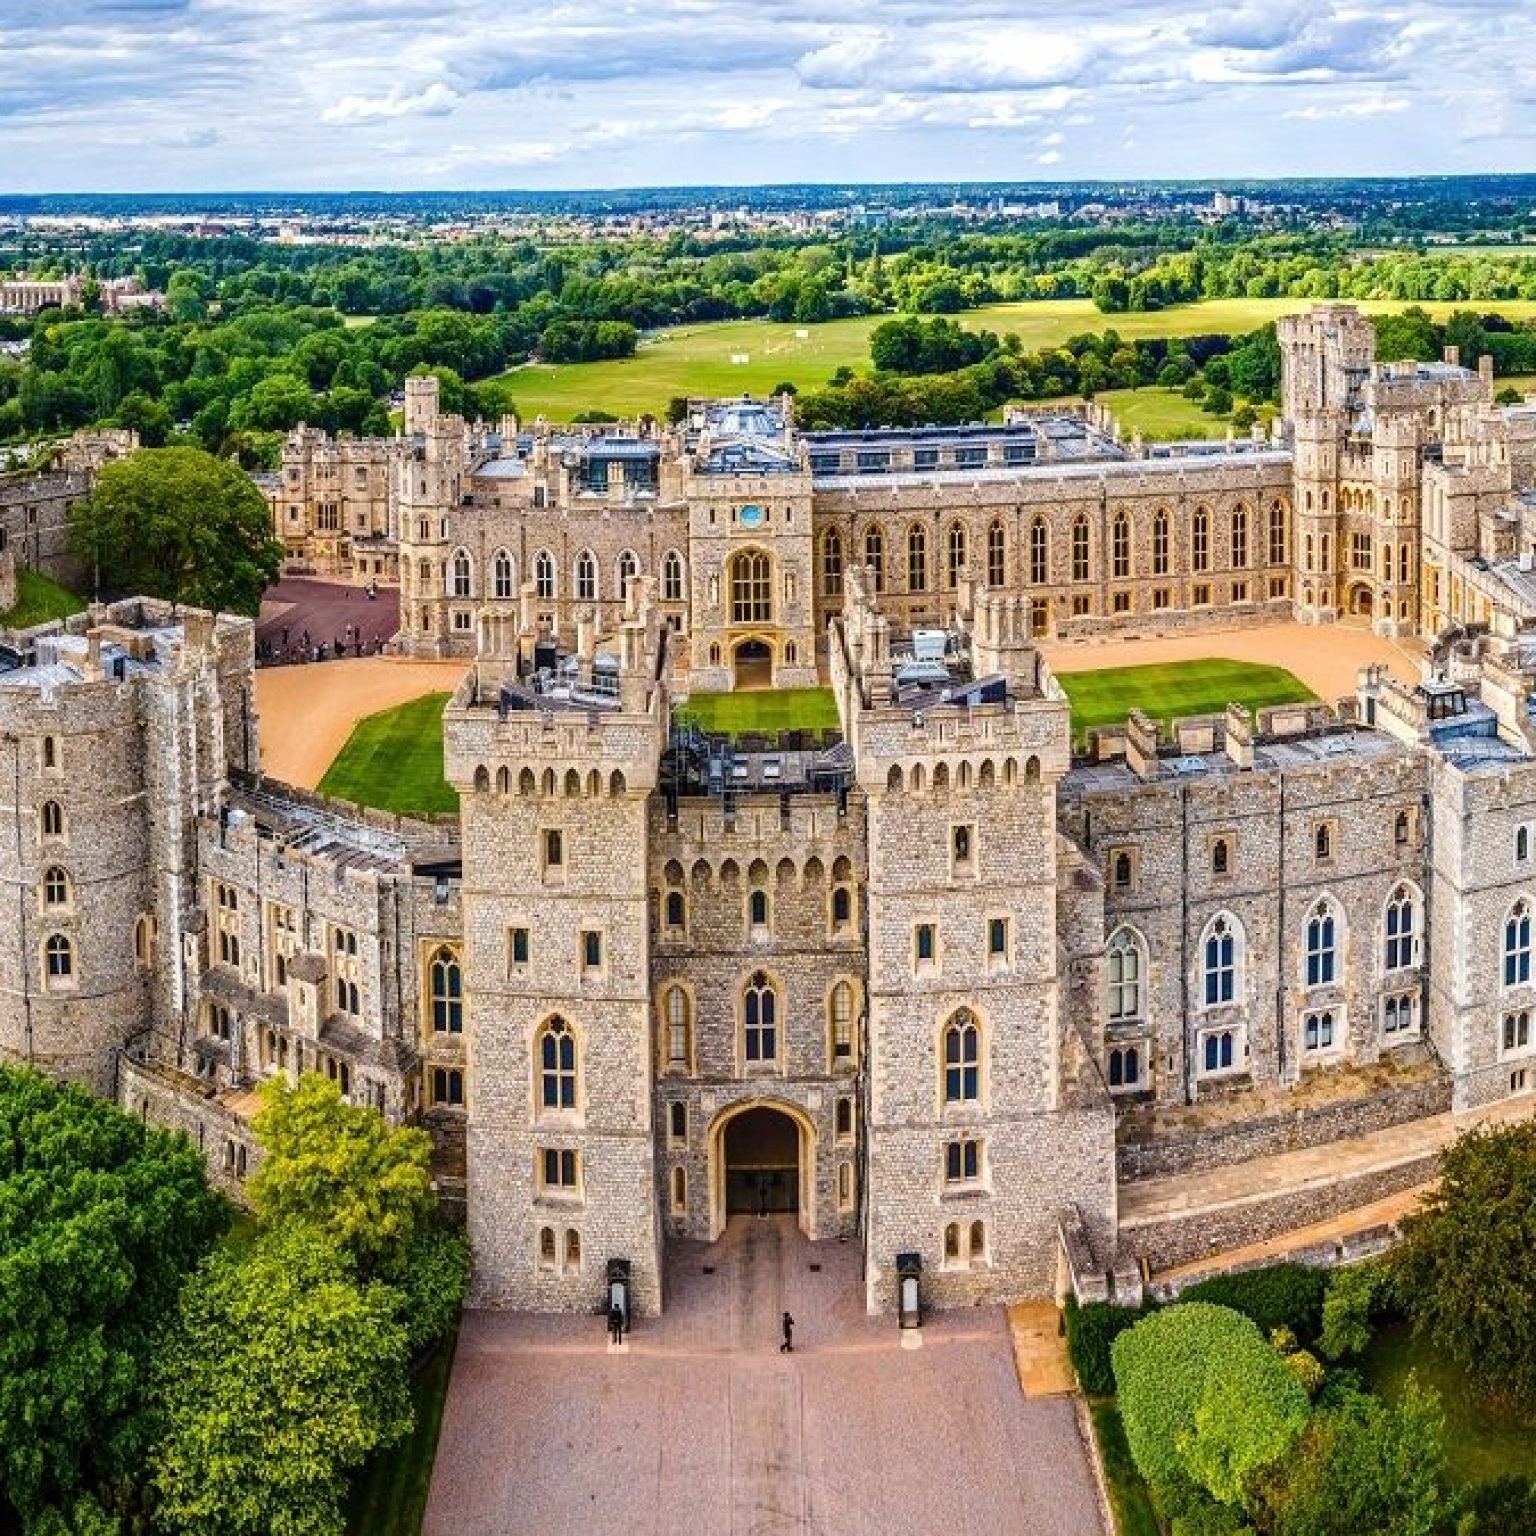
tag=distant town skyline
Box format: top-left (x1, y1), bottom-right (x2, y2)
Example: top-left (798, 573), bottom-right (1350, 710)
top-left (1, 0), bottom-right (1530, 193)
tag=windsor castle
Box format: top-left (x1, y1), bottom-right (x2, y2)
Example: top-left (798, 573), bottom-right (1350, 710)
top-left (10, 303), bottom-right (1536, 1314)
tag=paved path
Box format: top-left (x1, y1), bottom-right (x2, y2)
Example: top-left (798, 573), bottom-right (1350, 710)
top-left (426, 1218), bottom-right (1104, 1536)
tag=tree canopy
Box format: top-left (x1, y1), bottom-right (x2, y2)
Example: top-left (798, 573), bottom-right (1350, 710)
top-left (0, 1066), bottom-right (227, 1530)
top-left (1395, 1120), bottom-right (1536, 1404)
top-left (70, 445), bottom-right (282, 615)
top-left (248, 1072), bottom-right (435, 1279)
top-left (151, 1225), bottom-right (413, 1536)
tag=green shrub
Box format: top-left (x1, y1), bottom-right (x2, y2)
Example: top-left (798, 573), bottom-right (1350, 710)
top-left (1458, 1475), bottom-right (1536, 1534)
top-left (1113, 1302), bottom-right (1311, 1512)
top-left (1064, 1295), bottom-right (1146, 1395)
top-left (1319, 1262), bottom-right (1389, 1361)
top-left (1180, 1263), bottom-right (1327, 1344)
top-left (1281, 1349), bottom-right (1327, 1398)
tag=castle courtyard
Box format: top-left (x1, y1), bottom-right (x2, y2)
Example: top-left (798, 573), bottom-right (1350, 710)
top-left (1041, 616), bottom-right (1423, 703)
top-left (424, 1218), bottom-right (1104, 1536)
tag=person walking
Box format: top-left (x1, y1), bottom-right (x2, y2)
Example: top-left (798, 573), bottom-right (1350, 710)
top-left (779, 1311), bottom-right (794, 1354)
top-left (609, 1302), bottom-right (625, 1346)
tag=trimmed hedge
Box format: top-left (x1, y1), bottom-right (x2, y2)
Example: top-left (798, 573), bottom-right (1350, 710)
top-left (1065, 1295), bottom-right (1148, 1395)
top-left (1179, 1263), bottom-right (1327, 1344)
top-left (1112, 1302), bottom-right (1310, 1510)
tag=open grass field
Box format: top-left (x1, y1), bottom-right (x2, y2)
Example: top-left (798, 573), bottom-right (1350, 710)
top-left (675, 686), bottom-right (841, 737)
top-left (1087, 387), bottom-right (1248, 441)
top-left (317, 692), bottom-right (458, 816)
top-left (347, 1325), bottom-right (460, 1536)
top-left (1364, 1319), bottom-right (1536, 1488)
top-left (499, 297), bottom-right (1536, 421)
top-left (1058, 657), bottom-right (1315, 740)
top-left (1, 568), bottom-right (85, 630)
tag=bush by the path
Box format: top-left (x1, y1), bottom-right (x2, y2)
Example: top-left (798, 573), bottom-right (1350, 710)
top-left (1112, 1302), bottom-right (1310, 1514)
top-left (1065, 1295), bottom-right (1147, 1395)
top-left (1179, 1263), bottom-right (1327, 1346)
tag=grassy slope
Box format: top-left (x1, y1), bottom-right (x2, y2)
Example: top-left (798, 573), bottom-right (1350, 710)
top-left (347, 1325), bottom-right (461, 1536)
top-left (317, 692), bottom-right (458, 816)
top-left (1364, 1319), bottom-right (1536, 1487)
top-left (675, 687), bottom-right (841, 737)
top-left (498, 297), bottom-right (1536, 421)
top-left (1, 568), bottom-right (85, 630)
top-left (1060, 659), bottom-right (1315, 740)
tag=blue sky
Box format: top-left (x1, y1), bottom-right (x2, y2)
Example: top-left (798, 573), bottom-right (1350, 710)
top-left (0, 0), bottom-right (1527, 191)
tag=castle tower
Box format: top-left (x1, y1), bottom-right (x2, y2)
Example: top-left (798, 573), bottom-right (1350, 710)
top-left (395, 377), bottom-right (465, 659)
top-left (1279, 306), bottom-right (1374, 624)
top-left (0, 603), bottom-right (252, 1093)
top-left (834, 576), bottom-right (1115, 1308)
top-left (442, 584), bottom-right (666, 1312)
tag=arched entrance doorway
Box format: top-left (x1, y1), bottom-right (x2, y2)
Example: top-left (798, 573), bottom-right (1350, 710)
top-left (733, 637), bottom-right (773, 691)
top-left (1348, 583), bottom-right (1374, 618)
top-left (709, 1100), bottom-right (814, 1239)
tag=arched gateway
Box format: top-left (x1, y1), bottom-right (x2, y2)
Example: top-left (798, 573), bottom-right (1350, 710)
top-left (708, 1099), bottom-right (816, 1240)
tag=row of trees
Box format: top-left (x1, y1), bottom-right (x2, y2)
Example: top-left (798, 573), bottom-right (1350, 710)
top-left (0, 1066), bottom-right (468, 1535)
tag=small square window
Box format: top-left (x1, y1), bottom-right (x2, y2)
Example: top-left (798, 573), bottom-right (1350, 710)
top-left (541, 1147), bottom-right (579, 1191)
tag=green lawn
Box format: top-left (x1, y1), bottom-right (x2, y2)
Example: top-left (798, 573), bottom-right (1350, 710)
top-left (1089, 386), bottom-right (1268, 441)
top-left (347, 1323), bottom-right (460, 1536)
top-left (317, 692), bottom-right (459, 816)
top-left (0, 567), bottom-right (85, 630)
top-left (1089, 1399), bottom-right (1161, 1536)
top-left (1059, 658), bottom-right (1315, 741)
top-left (497, 297), bottom-right (1536, 421)
top-left (1364, 1319), bottom-right (1536, 1488)
top-left (675, 687), bottom-right (841, 737)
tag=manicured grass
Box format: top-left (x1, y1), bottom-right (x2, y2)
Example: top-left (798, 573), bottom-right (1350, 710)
top-left (1059, 658), bottom-right (1315, 740)
top-left (347, 1323), bottom-right (461, 1536)
top-left (0, 567), bottom-right (85, 630)
top-left (497, 297), bottom-right (1536, 421)
top-left (675, 687), bottom-right (841, 737)
top-left (1090, 387), bottom-right (1240, 441)
top-left (1364, 1318), bottom-right (1536, 1488)
top-left (1088, 1399), bottom-right (1161, 1536)
top-left (318, 692), bottom-right (458, 816)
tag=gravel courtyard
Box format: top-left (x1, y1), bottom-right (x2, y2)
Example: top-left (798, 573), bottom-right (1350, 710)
top-left (425, 1217), bottom-right (1105, 1536)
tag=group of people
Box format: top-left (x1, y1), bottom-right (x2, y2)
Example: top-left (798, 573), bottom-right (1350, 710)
top-left (255, 624), bottom-right (389, 667)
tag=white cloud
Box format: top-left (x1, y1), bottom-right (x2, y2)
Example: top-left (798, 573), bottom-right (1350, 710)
top-left (321, 80), bottom-right (459, 125)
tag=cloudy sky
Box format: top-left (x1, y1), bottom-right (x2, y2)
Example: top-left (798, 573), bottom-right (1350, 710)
top-left (1, 0), bottom-right (1529, 192)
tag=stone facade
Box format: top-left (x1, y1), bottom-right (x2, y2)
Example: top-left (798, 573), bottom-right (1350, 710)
top-left (17, 307), bottom-right (1536, 1317)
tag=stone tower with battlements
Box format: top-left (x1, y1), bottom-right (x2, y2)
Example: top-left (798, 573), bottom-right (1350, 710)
top-left (833, 571), bottom-right (1116, 1308)
top-left (442, 585), bottom-right (667, 1312)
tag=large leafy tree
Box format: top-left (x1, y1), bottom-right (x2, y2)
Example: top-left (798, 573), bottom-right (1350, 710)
top-left (69, 445), bottom-right (281, 615)
top-left (1252, 1380), bottom-right (1447, 1536)
top-left (151, 1226), bottom-right (412, 1536)
top-left (0, 1067), bottom-right (226, 1530)
top-left (248, 1073), bottom-right (435, 1279)
top-left (1395, 1120), bottom-right (1536, 1402)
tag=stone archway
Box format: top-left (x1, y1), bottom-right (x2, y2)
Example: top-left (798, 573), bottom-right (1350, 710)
top-left (733, 637), bottom-right (773, 691)
top-left (1348, 582), bottom-right (1374, 618)
top-left (708, 1098), bottom-right (815, 1240)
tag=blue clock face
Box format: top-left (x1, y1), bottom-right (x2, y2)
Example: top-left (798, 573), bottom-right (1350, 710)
top-left (739, 503), bottom-right (766, 529)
